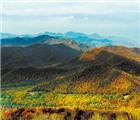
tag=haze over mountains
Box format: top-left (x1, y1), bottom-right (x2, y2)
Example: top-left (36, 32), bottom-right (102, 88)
top-left (1, 31), bottom-right (138, 48)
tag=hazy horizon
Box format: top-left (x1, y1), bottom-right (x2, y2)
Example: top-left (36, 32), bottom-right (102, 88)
top-left (1, 0), bottom-right (140, 42)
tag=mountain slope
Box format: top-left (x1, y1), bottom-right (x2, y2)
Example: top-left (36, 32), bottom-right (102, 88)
top-left (2, 31), bottom-right (138, 47)
top-left (41, 31), bottom-right (137, 47)
top-left (51, 50), bottom-right (140, 94)
top-left (1, 44), bottom-right (82, 69)
top-left (80, 46), bottom-right (140, 62)
top-left (1, 35), bottom-right (53, 46)
top-left (2, 46), bottom-right (140, 96)
top-left (1, 34), bottom-right (89, 51)
top-left (44, 38), bottom-right (89, 51)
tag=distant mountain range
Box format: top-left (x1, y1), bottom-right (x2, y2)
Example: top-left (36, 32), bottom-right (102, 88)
top-left (1, 35), bottom-right (53, 46)
top-left (1, 31), bottom-right (138, 48)
top-left (44, 38), bottom-right (89, 51)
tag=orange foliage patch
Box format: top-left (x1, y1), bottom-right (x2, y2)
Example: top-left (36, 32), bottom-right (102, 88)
top-left (108, 72), bottom-right (133, 93)
top-left (80, 48), bottom-right (104, 61)
top-left (80, 46), bottom-right (140, 62)
top-left (74, 81), bottom-right (96, 93)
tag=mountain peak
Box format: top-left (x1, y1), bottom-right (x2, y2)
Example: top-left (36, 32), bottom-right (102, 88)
top-left (65, 31), bottom-right (86, 36)
top-left (80, 46), bottom-right (140, 62)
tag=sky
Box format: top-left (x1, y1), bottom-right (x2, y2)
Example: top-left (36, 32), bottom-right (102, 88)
top-left (1, 0), bottom-right (140, 41)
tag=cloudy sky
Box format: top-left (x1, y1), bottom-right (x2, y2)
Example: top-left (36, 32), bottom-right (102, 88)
top-left (1, 0), bottom-right (139, 41)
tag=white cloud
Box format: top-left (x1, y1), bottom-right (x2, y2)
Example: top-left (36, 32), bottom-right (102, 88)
top-left (2, 0), bottom-right (139, 16)
top-left (1, 0), bottom-right (139, 41)
top-left (3, 0), bottom-right (139, 2)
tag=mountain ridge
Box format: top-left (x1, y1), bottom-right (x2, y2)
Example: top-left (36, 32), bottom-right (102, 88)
top-left (2, 46), bottom-right (140, 95)
top-left (1, 43), bottom-right (82, 69)
top-left (1, 31), bottom-right (139, 47)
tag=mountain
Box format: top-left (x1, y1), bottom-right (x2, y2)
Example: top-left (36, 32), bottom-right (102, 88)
top-left (44, 38), bottom-right (89, 51)
top-left (41, 32), bottom-right (63, 37)
top-left (63, 31), bottom-right (92, 44)
top-left (2, 46), bottom-right (140, 95)
top-left (89, 33), bottom-right (103, 39)
top-left (1, 31), bottom-right (138, 48)
top-left (41, 31), bottom-right (138, 47)
top-left (59, 46), bottom-right (140, 94)
top-left (35, 31), bottom-right (92, 45)
top-left (64, 31), bottom-right (87, 38)
top-left (80, 46), bottom-right (140, 62)
top-left (40, 31), bottom-right (111, 47)
top-left (1, 45), bottom-right (140, 120)
top-left (1, 43), bottom-right (82, 69)
top-left (0, 33), bottom-right (17, 39)
top-left (1, 35), bottom-right (54, 46)
top-left (1, 33), bottom-right (89, 51)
